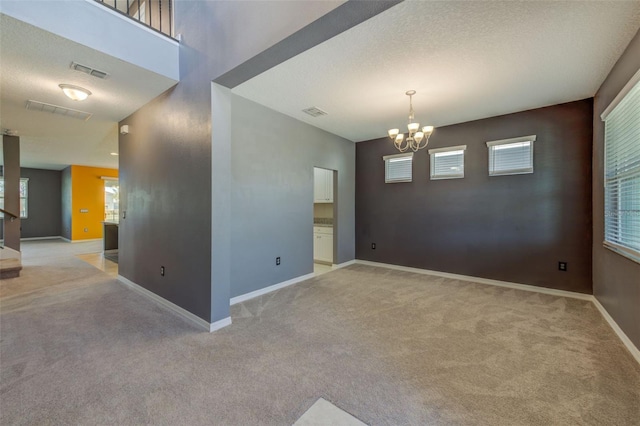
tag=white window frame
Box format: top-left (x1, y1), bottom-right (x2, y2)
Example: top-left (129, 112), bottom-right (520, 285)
top-left (0, 177), bottom-right (29, 219)
top-left (486, 135), bottom-right (536, 176)
top-left (383, 152), bottom-right (413, 183)
top-left (601, 67), bottom-right (640, 264)
top-left (429, 145), bottom-right (466, 180)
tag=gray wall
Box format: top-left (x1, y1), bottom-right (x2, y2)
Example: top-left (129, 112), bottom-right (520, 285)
top-left (356, 99), bottom-right (593, 294)
top-left (20, 168), bottom-right (61, 239)
top-left (2, 136), bottom-right (21, 251)
top-left (229, 95), bottom-right (355, 298)
top-left (119, 1), bottom-right (345, 323)
top-left (593, 28), bottom-right (640, 348)
top-left (61, 166), bottom-right (72, 241)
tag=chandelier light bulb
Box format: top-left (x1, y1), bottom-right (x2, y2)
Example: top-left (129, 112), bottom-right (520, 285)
top-left (388, 90), bottom-right (434, 152)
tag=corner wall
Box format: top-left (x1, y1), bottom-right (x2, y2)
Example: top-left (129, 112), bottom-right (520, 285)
top-left (61, 166), bottom-right (72, 240)
top-left (593, 28), bottom-right (640, 348)
top-left (356, 99), bottom-right (593, 293)
top-left (229, 95), bottom-right (355, 298)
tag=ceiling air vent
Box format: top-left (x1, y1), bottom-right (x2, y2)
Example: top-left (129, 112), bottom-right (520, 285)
top-left (26, 100), bottom-right (93, 122)
top-left (302, 107), bottom-right (328, 117)
top-left (70, 62), bottom-right (109, 79)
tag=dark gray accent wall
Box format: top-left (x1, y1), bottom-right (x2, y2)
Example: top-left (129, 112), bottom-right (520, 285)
top-left (119, 0), bottom-right (355, 323)
top-left (61, 166), bottom-right (72, 241)
top-left (20, 168), bottom-right (61, 239)
top-left (229, 95), bottom-right (355, 298)
top-left (356, 99), bottom-right (593, 294)
top-left (2, 136), bottom-right (21, 251)
top-left (593, 28), bottom-right (640, 348)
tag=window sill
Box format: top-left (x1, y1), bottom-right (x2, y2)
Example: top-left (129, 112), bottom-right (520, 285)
top-left (603, 241), bottom-right (640, 266)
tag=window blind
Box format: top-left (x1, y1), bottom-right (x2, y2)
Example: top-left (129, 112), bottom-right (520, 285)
top-left (383, 153), bottom-right (413, 183)
top-left (429, 145), bottom-right (466, 179)
top-left (604, 76), bottom-right (640, 260)
top-left (486, 136), bottom-right (535, 176)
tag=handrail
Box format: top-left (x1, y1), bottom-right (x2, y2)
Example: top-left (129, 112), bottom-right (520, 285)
top-left (93, 0), bottom-right (174, 39)
top-left (0, 208), bottom-right (19, 221)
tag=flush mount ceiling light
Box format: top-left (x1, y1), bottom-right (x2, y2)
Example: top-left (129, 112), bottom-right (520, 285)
top-left (388, 90), bottom-right (434, 152)
top-left (110, 152), bottom-right (119, 156)
top-left (59, 84), bottom-right (91, 101)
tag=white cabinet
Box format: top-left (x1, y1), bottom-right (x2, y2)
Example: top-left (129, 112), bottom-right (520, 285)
top-left (313, 226), bottom-right (333, 264)
top-left (314, 168), bottom-right (333, 203)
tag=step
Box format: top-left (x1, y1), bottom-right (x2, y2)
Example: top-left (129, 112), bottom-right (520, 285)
top-left (0, 258), bottom-right (22, 279)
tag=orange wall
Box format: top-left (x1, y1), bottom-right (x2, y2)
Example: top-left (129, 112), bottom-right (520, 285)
top-left (71, 165), bottom-right (118, 241)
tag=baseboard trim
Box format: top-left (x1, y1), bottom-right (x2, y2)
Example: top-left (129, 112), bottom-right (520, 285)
top-left (354, 260), bottom-right (593, 301)
top-left (230, 272), bottom-right (315, 305)
top-left (117, 275), bottom-right (231, 333)
top-left (60, 237), bottom-right (71, 243)
top-left (592, 297), bottom-right (640, 364)
top-left (60, 237), bottom-right (102, 243)
top-left (20, 236), bottom-right (63, 241)
top-left (332, 259), bottom-right (356, 270)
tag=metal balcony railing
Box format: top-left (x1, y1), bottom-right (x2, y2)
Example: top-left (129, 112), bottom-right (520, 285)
top-left (94, 0), bottom-right (173, 39)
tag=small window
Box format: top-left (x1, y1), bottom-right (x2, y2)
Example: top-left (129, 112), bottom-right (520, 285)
top-left (486, 135), bottom-right (536, 176)
top-left (602, 71), bottom-right (640, 263)
top-left (383, 153), bottom-right (413, 183)
top-left (429, 145), bottom-right (466, 180)
top-left (0, 177), bottom-right (29, 218)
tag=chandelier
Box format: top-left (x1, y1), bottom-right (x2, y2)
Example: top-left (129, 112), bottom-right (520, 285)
top-left (388, 90), bottom-right (434, 152)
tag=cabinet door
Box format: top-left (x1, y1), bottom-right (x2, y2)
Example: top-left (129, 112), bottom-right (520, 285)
top-left (314, 168), bottom-right (324, 203)
top-left (319, 234), bottom-right (333, 263)
top-left (313, 232), bottom-right (321, 259)
top-left (325, 169), bottom-right (333, 202)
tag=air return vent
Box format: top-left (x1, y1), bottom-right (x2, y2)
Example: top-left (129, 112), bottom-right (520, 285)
top-left (26, 100), bottom-right (92, 121)
top-left (71, 62), bottom-right (109, 79)
top-left (302, 107), bottom-right (328, 117)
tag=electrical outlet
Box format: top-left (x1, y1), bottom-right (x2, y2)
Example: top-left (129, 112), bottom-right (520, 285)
top-left (371, 243), bottom-right (376, 250)
top-left (276, 257), bottom-right (281, 266)
top-left (160, 266), bottom-right (165, 276)
top-left (558, 262), bottom-right (567, 271)
top-left (84, 228), bottom-right (88, 232)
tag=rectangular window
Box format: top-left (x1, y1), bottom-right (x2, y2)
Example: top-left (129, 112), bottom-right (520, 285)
top-left (486, 135), bottom-right (535, 176)
top-left (0, 178), bottom-right (29, 218)
top-left (429, 145), bottom-right (466, 180)
top-left (383, 153), bottom-right (413, 183)
top-left (602, 72), bottom-right (640, 263)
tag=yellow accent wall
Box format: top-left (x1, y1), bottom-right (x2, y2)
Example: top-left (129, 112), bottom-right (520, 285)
top-left (71, 165), bottom-right (118, 241)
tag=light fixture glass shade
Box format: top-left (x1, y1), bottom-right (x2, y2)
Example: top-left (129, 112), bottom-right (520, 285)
top-left (388, 128), bottom-right (399, 139)
top-left (408, 122), bottom-right (420, 132)
top-left (59, 84), bottom-right (91, 101)
top-left (414, 132), bottom-right (424, 144)
top-left (395, 134), bottom-right (404, 143)
top-left (422, 125), bottom-right (434, 135)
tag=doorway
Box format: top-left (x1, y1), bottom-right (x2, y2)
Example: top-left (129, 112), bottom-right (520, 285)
top-left (313, 167), bottom-right (336, 275)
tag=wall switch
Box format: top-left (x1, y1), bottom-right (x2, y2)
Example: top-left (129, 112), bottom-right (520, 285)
top-left (371, 243), bottom-right (376, 250)
top-left (276, 257), bottom-right (281, 266)
top-left (80, 209), bottom-right (89, 213)
top-left (558, 262), bottom-right (567, 271)
top-left (160, 266), bottom-right (165, 276)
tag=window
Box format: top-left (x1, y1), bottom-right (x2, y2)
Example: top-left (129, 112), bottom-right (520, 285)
top-left (602, 71), bottom-right (640, 263)
top-left (429, 145), bottom-right (466, 180)
top-left (486, 135), bottom-right (536, 176)
top-left (383, 153), bottom-right (413, 183)
top-left (0, 178), bottom-right (29, 218)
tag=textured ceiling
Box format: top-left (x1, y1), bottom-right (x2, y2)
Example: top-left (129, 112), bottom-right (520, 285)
top-left (0, 14), bottom-right (177, 170)
top-left (233, 1), bottom-right (640, 142)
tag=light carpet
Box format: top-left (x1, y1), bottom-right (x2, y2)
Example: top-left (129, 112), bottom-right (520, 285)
top-left (1, 242), bottom-right (639, 425)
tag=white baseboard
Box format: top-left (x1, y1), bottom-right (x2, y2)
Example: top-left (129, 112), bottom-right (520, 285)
top-left (70, 238), bottom-right (102, 243)
top-left (14, 236), bottom-right (62, 241)
top-left (592, 297), bottom-right (640, 364)
top-left (332, 259), bottom-right (356, 270)
top-left (117, 275), bottom-right (231, 333)
top-left (230, 272), bottom-right (315, 305)
top-left (60, 237), bottom-right (71, 243)
top-left (355, 260), bottom-right (593, 301)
